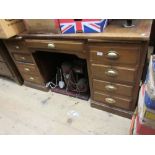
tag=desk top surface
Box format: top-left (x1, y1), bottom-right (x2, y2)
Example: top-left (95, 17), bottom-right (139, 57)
top-left (19, 20), bottom-right (153, 41)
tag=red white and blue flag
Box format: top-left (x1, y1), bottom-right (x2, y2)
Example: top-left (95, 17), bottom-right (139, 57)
top-left (59, 19), bottom-right (108, 34)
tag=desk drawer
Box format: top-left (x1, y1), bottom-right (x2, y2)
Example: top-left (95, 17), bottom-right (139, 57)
top-left (22, 74), bottom-right (43, 84)
top-left (25, 39), bottom-right (84, 52)
top-left (0, 54), bottom-right (4, 62)
top-left (93, 91), bottom-right (131, 110)
top-left (4, 40), bottom-right (28, 53)
top-left (93, 79), bottom-right (133, 97)
top-left (91, 64), bottom-right (136, 84)
top-left (16, 63), bottom-right (39, 75)
top-left (89, 43), bottom-right (140, 66)
top-left (13, 53), bottom-right (34, 63)
top-left (0, 62), bottom-right (12, 77)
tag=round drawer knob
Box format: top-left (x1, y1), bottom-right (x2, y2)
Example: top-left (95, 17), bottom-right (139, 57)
top-left (24, 68), bottom-right (30, 71)
top-left (105, 85), bottom-right (117, 92)
top-left (105, 69), bottom-right (118, 77)
top-left (48, 43), bottom-right (55, 48)
top-left (29, 77), bottom-right (34, 80)
top-left (15, 46), bottom-right (20, 49)
top-left (21, 57), bottom-right (26, 60)
top-left (105, 97), bottom-right (116, 104)
top-left (15, 36), bottom-right (23, 39)
top-left (107, 51), bottom-right (119, 59)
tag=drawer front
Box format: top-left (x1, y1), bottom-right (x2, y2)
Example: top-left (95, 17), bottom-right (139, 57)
top-left (91, 64), bottom-right (136, 84)
top-left (22, 74), bottom-right (43, 84)
top-left (89, 43), bottom-right (141, 66)
top-left (93, 79), bottom-right (133, 97)
top-left (0, 54), bottom-right (4, 62)
top-left (0, 62), bottom-right (12, 77)
top-left (93, 91), bottom-right (131, 110)
top-left (12, 53), bottom-right (34, 63)
top-left (4, 40), bottom-right (28, 53)
top-left (25, 39), bottom-right (84, 52)
top-left (16, 63), bottom-right (39, 75)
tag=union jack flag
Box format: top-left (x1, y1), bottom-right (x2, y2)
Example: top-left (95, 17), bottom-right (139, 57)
top-left (59, 19), bottom-right (108, 34)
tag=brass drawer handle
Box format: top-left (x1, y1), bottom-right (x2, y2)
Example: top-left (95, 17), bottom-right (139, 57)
top-left (105, 85), bottom-right (117, 92)
top-left (24, 68), bottom-right (30, 71)
top-left (21, 56), bottom-right (26, 60)
top-left (105, 97), bottom-right (116, 104)
top-left (107, 51), bottom-right (119, 59)
top-left (105, 69), bottom-right (118, 77)
top-left (48, 43), bottom-right (55, 48)
top-left (29, 77), bottom-right (34, 80)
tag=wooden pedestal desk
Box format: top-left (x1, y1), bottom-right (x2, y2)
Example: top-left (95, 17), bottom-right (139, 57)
top-left (3, 20), bottom-right (152, 118)
top-left (0, 40), bottom-right (23, 84)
